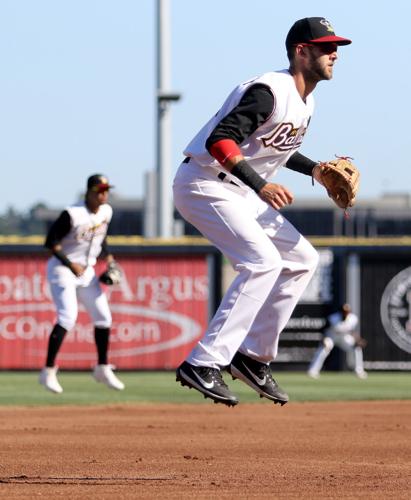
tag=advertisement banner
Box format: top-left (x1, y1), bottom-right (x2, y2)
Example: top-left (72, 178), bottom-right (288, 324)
top-left (0, 255), bottom-right (208, 369)
top-left (361, 254), bottom-right (411, 369)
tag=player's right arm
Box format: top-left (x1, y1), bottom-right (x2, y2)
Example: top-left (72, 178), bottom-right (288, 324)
top-left (205, 84), bottom-right (293, 210)
top-left (44, 210), bottom-right (85, 276)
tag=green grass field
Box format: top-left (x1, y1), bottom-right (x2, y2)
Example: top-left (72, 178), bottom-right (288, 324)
top-left (0, 371), bottom-right (410, 406)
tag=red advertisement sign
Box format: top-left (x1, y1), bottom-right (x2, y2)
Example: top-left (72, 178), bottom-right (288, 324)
top-left (0, 255), bottom-right (208, 369)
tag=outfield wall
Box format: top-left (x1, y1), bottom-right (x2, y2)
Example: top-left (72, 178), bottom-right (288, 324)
top-left (278, 238), bottom-right (411, 371)
top-left (0, 237), bottom-right (221, 370)
top-left (1, 236), bottom-right (411, 370)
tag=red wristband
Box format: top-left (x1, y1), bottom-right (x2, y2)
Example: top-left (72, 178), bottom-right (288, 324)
top-left (209, 139), bottom-right (241, 166)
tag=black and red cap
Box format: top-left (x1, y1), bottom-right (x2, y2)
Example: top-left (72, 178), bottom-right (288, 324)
top-left (87, 174), bottom-right (114, 192)
top-left (286, 17), bottom-right (352, 49)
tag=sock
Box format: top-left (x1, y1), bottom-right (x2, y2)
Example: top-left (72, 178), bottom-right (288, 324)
top-left (46, 324), bottom-right (68, 367)
top-left (94, 327), bottom-right (110, 365)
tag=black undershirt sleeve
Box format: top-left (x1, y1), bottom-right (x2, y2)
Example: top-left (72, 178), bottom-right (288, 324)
top-left (99, 236), bottom-right (110, 259)
top-left (44, 210), bottom-right (71, 249)
top-left (205, 84), bottom-right (275, 150)
top-left (205, 83), bottom-right (317, 178)
top-left (285, 151), bottom-right (318, 177)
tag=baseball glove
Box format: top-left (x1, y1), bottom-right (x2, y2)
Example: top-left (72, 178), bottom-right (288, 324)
top-left (318, 156), bottom-right (360, 211)
top-left (354, 336), bottom-right (367, 349)
top-left (99, 261), bottom-right (122, 285)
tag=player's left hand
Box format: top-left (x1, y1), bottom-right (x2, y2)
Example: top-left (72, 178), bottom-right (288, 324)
top-left (258, 182), bottom-right (294, 210)
top-left (354, 335), bottom-right (367, 348)
top-left (99, 261), bottom-right (122, 285)
top-left (315, 157), bottom-right (360, 210)
top-left (312, 164), bottom-right (324, 185)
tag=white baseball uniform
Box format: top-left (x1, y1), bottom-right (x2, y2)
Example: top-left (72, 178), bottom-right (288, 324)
top-left (47, 201), bottom-right (113, 331)
top-left (308, 311), bottom-right (367, 377)
top-left (173, 69), bottom-right (319, 368)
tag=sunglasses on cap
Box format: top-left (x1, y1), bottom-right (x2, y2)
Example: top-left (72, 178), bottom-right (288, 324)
top-left (295, 42), bottom-right (338, 54)
top-left (90, 184), bottom-right (111, 193)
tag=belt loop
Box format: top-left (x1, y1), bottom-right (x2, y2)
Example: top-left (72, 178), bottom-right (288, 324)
top-left (218, 171), bottom-right (238, 187)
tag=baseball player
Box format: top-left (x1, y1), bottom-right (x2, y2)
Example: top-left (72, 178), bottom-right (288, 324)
top-left (173, 17), bottom-right (352, 406)
top-left (39, 174), bottom-right (125, 393)
top-left (307, 303), bottom-right (368, 379)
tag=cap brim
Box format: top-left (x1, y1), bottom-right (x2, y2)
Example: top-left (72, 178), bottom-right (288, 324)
top-left (310, 35), bottom-right (352, 45)
top-left (91, 183), bottom-right (114, 191)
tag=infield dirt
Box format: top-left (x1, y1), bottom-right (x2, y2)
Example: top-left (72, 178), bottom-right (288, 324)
top-left (0, 401), bottom-right (410, 499)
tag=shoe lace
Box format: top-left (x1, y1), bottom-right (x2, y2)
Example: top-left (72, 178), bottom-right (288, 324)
top-left (257, 363), bottom-right (277, 387)
top-left (198, 367), bottom-right (229, 388)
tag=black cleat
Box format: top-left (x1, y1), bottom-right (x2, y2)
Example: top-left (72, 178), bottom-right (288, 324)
top-left (228, 351), bottom-right (289, 406)
top-left (176, 361), bottom-right (239, 407)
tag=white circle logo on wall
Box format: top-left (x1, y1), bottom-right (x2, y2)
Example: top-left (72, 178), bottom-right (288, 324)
top-left (380, 266), bottom-right (411, 354)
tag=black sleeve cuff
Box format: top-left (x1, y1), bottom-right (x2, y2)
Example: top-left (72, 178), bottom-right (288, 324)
top-left (53, 249), bottom-right (72, 268)
top-left (285, 152), bottom-right (317, 177)
top-left (231, 160), bottom-right (267, 193)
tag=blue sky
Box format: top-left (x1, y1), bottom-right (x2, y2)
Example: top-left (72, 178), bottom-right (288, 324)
top-left (0, 0), bottom-right (408, 213)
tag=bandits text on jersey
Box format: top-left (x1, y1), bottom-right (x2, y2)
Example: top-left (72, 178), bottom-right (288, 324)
top-left (261, 122), bottom-right (310, 152)
top-left (76, 221), bottom-right (109, 242)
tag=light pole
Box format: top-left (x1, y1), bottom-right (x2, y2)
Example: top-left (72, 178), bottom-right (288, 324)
top-left (156, 0), bottom-right (181, 237)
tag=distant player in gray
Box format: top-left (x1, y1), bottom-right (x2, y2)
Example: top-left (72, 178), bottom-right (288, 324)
top-left (39, 174), bottom-right (124, 393)
top-left (308, 303), bottom-right (367, 379)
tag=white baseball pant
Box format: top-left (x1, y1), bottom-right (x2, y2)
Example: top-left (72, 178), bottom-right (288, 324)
top-left (47, 259), bottom-right (112, 331)
top-left (308, 333), bottom-right (366, 375)
top-left (173, 159), bottom-right (319, 368)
